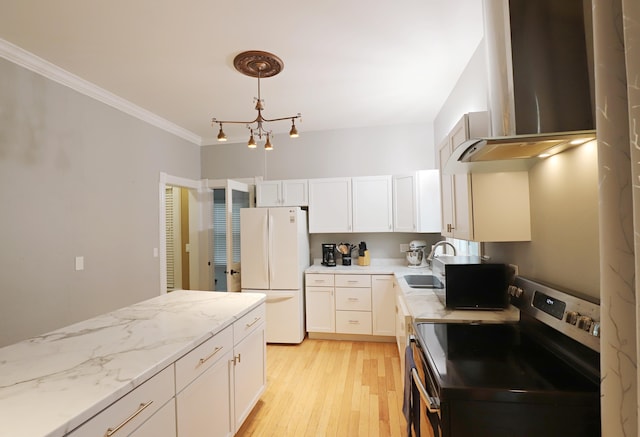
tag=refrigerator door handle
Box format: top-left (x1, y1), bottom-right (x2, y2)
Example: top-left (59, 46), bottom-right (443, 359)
top-left (261, 212), bottom-right (269, 285)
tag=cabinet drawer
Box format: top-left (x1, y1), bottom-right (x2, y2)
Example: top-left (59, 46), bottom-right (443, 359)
top-left (336, 311), bottom-right (372, 335)
top-left (175, 325), bottom-right (233, 393)
top-left (69, 365), bottom-right (174, 436)
top-left (234, 304), bottom-right (266, 344)
top-left (335, 274), bottom-right (371, 288)
top-left (306, 273), bottom-right (335, 286)
top-left (335, 288), bottom-right (371, 311)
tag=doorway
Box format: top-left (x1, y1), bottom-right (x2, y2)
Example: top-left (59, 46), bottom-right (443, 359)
top-left (159, 173), bottom-right (252, 294)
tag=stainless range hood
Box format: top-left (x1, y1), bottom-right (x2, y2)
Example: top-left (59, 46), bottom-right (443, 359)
top-left (448, 0), bottom-right (596, 173)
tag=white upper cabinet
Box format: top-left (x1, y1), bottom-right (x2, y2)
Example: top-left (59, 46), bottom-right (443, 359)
top-left (393, 170), bottom-right (441, 233)
top-left (352, 175), bottom-right (393, 232)
top-left (439, 112), bottom-right (531, 242)
top-left (308, 178), bottom-right (353, 233)
top-left (256, 179), bottom-right (308, 207)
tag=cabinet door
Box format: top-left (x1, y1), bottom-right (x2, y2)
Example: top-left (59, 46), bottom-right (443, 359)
top-left (352, 176), bottom-right (393, 232)
top-left (256, 181), bottom-right (282, 207)
top-left (234, 323), bottom-right (267, 431)
top-left (392, 174), bottom-right (417, 232)
top-left (450, 117), bottom-right (473, 240)
top-left (308, 178), bottom-right (352, 233)
top-left (130, 399), bottom-right (176, 437)
top-left (439, 138), bottom-right (455, 237)
top-left (372, 275), bottom-right (395, 336)
top-left (305, 286), bottom-right (335, 332)
top-left (281, 179), bottom-right (308, 206)
top-left (176, 351), bottom-right (234, 437)
top-left (416, 169), bottom-right (442, 233)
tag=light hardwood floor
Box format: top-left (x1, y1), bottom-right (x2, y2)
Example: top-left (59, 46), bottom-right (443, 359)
top-left (236, 339), bottom-right (407, 437)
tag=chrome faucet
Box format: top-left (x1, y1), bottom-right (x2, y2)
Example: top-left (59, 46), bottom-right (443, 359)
top-left (426, 241), bottom-right (457, 266)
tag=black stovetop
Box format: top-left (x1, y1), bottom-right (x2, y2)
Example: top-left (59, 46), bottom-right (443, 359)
top-left (413, 321), bottom-right (599, 402)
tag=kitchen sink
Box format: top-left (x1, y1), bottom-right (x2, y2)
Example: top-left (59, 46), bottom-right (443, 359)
top-left (404, 275), bottom-right (443, 289)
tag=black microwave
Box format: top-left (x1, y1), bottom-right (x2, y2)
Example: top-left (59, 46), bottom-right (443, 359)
top-left (433, 256), bottom-right (511, 310)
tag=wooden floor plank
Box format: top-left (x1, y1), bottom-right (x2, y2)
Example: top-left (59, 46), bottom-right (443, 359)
top-left (236, 339), bottom-right (405, 436)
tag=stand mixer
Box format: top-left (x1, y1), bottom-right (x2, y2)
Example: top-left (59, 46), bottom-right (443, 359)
top-left (406, 240), bottom-right (427, 268)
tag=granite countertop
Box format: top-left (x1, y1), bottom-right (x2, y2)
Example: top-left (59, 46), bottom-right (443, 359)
top-left (0, 290), bottom-right (266, 437)
top-left (306, 261), bottom-right (520, 324)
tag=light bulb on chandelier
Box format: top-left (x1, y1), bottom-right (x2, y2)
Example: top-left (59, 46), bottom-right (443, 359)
top-left (211, 51), bottom-right (301, 150)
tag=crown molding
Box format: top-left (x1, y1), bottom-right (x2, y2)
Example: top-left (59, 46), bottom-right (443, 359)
top-left (0, 38), bottom-right (202, 145)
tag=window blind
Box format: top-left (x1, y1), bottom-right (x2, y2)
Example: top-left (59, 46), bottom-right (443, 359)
top-left (165, 187), bottom-right (175, 291)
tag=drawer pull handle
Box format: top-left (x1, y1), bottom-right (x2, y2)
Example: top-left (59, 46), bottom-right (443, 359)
top-left (347, 280), bottom-right (358, 283)
top-left (348, 320), bottom-right (360, 324)
top-left (199, 346), bottom-right (223, 365)
top-left (246, 317), bottom-right (261, 328)
top-left (348, 298), bottom-right (359, 302)
top-left (105, 401), bottom-right (154, 436)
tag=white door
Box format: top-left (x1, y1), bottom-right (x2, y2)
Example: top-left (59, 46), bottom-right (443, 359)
top-left (225, 180), bottom-right (249, 292)
top-left (208, 179), bottom-right (250, 292)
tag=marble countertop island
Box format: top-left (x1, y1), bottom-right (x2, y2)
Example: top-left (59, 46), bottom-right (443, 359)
top-left (0, 290), bottom-right (265, 437)
top-left (306, 260), bottom-right (520, 323)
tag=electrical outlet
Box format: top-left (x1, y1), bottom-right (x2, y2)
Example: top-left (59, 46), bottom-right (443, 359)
top-left (509, 263), bottom-right (519, 276)
top-left (400, 243), bottom-right (409, 253)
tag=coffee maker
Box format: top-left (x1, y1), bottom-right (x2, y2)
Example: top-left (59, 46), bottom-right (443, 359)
top-left (321, 243), bottom-right (336, 266)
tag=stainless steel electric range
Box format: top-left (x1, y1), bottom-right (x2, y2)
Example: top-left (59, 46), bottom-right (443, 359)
top-left (408, 276), bottom-right (600, 437)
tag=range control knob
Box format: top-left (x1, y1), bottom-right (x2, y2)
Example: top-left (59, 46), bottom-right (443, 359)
top-left (508, 285), bottom-right (524, 298)
top-left (576, 315), bottom-right (593, 332)
top-left (565, 311), bottom-right (579, 325)
top-left (589, 321), bottom-right (601, 337)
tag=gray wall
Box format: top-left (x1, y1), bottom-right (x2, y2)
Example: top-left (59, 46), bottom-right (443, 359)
top-left (201, 123), bottom-right (436, 180)
top-left (433, 40), bottom-right (489, 145)
top-left (0, 58), bottom-right (201, 346)
top-left (484, 142), bottom-right (600, 298)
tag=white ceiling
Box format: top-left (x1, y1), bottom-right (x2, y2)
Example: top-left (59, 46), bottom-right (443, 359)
top-left (0, 0), bottom-right (484, 145)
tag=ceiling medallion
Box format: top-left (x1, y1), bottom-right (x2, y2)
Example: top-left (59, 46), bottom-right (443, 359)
top-left (211, 50), bottom-right (301, 150)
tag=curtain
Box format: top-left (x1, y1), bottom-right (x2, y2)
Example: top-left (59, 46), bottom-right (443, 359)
top-left (595, 0), bottom-right (640, 435)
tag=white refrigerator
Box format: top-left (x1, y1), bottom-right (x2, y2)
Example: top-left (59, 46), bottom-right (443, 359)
top-left (240, 207), bottom-right (309, 344)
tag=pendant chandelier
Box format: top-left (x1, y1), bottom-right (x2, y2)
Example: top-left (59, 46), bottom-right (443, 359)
top-left (212, 51), bottom-right (301, 150)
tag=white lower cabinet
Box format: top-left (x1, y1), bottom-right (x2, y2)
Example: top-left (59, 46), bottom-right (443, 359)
top-left (372, 275), bottom-right (396, 336)
top-left (335, 274), bottom-right (372, 334)
top-left (68, 365), bottom-right (176, 437)
top-left (306, 273), bottom-right (394, 338)
top-left (305, 274), bottom-right (336, 333)
top-left (175, 326), bottom-right (234, 437)
top-left (233, 321), bottom-right (266, 430)
top-left (175, 304), bottom-right (266, 436)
